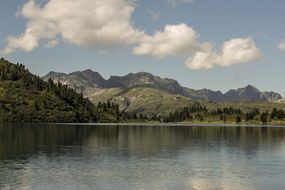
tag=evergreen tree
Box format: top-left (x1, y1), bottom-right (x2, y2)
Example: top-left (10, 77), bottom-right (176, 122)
top-left (260, 112), bottom-right (268, 124)
top-left (236, 115), bottom-right (241, 124)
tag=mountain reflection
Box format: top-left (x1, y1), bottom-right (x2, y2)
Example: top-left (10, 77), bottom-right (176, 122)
top-left (1, 124), bottom-right (285, 159)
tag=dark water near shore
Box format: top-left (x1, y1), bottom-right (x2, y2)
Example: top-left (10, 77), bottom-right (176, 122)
top-left (1, 124), bottom-right (285, 190)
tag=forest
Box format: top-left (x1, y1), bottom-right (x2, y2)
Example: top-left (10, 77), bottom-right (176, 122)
top-left (0, 58), bottom-right (118, 123)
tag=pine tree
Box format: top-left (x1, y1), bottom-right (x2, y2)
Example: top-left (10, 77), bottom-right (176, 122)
top-left (236, 115), bottom-right (241, 124)
top-left (261, 112), bottom-right (268, 124)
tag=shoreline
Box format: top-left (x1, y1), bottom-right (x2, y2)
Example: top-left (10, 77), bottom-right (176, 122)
top-left (4, 122), bottom-right (285, 128)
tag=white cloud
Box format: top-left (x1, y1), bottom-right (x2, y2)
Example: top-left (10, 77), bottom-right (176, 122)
top-left (185, 37), bottom-right (261, 70)
top-left (167, 0), bottom-right (194, 7)
top-left (2, 0), bottom-right (261, 71)
top-left (132, 24), bottom-right (260, 70)
top-left (4, 31), bottom-right (39, 54)
top-left (133, 23), bottom-right (211, 58)
top-left (3, 0), bottom-right (144, 54)
top-left (278, 39), bottom-right (285, 51)
top-left (133, 24), bottom-right (260, 70)
top-left (219, 38), bottom-right (261, 66)
top-left (185, 51), bottom-right (216, 70)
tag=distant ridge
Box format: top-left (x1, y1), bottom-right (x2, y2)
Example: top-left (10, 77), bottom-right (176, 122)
top-left (43, 70), bottom-right (282, 102)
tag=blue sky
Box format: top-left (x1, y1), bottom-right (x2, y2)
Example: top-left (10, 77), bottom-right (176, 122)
top-left (0, 0), bottom-right (285, 94)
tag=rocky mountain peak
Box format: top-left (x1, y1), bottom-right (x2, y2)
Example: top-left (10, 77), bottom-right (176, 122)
top-left (107, 72), bottom-right (184, 96)
top-left (42, 70), bottom-right (283, 103)
top-left (82, 69), bottom-right (107, 87)
top-left (239, 85), bottom-right (259, 92)
top-left (42, 71), bottom-right (66, 80)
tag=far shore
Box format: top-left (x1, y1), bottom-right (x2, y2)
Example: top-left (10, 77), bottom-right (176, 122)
top-left (5, 122), bottom-right (284, 128)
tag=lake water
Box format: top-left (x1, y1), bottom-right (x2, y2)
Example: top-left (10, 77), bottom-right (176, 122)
top-left (1, 124), bottom-right (285, 190)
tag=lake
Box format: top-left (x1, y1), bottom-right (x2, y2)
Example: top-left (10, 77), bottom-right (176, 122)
top-left (1, 124), bottom-right (285, 190)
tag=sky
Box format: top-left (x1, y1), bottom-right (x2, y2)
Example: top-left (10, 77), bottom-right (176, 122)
top-left (0, 0), bottom-right (285, 95)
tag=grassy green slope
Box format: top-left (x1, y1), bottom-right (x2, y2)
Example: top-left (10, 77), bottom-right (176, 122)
top-left (90, 88), bottom-right (123, 103)
top-left (89, 86), bottom-right (285, 119)
top-left (90, 87), bottom-right (198, 116)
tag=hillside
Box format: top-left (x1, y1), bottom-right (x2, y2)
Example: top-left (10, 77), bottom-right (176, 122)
top-left (90, 87), bottom-right (285, 118)
top-left (90, 87), bottom-right (198, 116)
top-left (0, 58), bottom-right (117, 123)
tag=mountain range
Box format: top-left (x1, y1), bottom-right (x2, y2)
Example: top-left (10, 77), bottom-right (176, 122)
top-left (1, 57), bottom-right (284, 122)
top-left (43, 69), bottom-right (282, 103)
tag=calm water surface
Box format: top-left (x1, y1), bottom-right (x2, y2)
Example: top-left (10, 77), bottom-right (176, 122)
top-left (1, 124), bottom-right (285, 190)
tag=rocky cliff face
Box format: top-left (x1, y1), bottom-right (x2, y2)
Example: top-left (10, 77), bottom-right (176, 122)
top-left (42, 70), bottom-right (106, 94)
top-left (223, 85), bottom-right (282, 102)
top-left (81, 69), bottom-right (107, 88)
top-left (43, 70), bottom-right (282, 102)
top-left (106, 72), bottom-right (186, 95)
top-left (262, 91), bottom-right (283, 102)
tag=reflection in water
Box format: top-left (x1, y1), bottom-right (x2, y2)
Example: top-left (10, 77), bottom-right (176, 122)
top-left (0, 125), bottom-right (285, 190)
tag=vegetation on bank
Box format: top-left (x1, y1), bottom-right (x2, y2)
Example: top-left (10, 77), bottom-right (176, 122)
top-left (116, 102), bottom-right (285, 125)
top-left (168, 103), bottom-right (285, 125)
top-left (0, 58), bottom-right (119, 123)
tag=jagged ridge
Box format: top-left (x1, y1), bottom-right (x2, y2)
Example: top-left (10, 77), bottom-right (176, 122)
top-left (43, 70), bottom-right (282, 102)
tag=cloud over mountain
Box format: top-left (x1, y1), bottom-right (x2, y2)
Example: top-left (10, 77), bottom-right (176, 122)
top-left (3, 0), bottom-right (144, 54)
top-left (3, 0), bottom-right (261, 70)
top-left (185, 38), bottom-right (261, 70)
top-left (133, 23), bottom-right (211, 58)
top-left (133, 24), bottom-right (261, 70)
